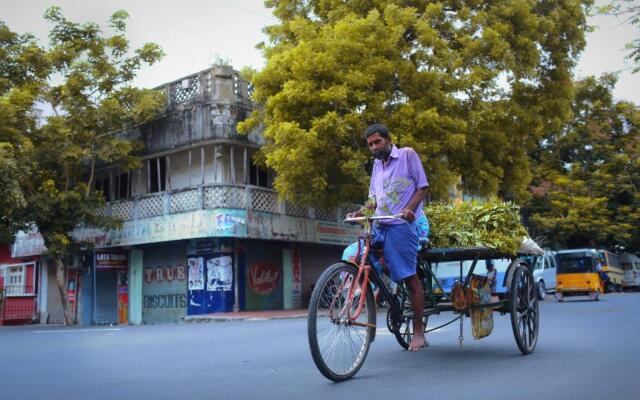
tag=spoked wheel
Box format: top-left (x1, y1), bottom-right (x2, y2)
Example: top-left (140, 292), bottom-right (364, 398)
top-left (510, 264), bottom-right (539, 355)
top-left (389, 292), bottom-right (428, 350)
top-left (308, 262), bottom-right (376, 382)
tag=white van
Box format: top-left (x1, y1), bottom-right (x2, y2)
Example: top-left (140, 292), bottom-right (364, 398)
top-left (621, 252), bottom-right (640, 291)
top-left (532, 250), bottom-right (557, 300)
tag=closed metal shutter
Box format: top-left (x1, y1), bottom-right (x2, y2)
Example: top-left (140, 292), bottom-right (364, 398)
top-left (299, 244), bottom-right (344, 307)
top-left (142, 242), bottom-right (187, 324)
top-left (95, 270), bottom-right (118, 324)
top-left (242, 240), bottom-right (283, 311)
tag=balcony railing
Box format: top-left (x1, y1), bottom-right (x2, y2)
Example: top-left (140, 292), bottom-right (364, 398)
top-left (100, 184), bottom-right (359, 223)
top-left (155, 66), bottom-right (251, 111)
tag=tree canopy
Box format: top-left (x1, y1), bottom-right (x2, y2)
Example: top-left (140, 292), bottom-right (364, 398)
top-left (240, 0), bottom-right (594, 206)
top-left (0, 22), bottom-right (49, 243)
top-left (0, 7), bottom-right (164, 323)
top-left (525, 74), bottom-right (640, 251)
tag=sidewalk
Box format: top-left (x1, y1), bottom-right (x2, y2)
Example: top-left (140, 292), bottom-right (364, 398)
top-left (183, 308), bottom-right (309, 323)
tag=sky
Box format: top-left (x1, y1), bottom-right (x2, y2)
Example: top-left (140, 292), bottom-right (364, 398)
top-left (1, 0), bottom-right (638, 103)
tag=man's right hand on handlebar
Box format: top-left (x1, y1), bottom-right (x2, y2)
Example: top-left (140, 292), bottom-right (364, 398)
top-left (346, 210), bottom-right (364, 219)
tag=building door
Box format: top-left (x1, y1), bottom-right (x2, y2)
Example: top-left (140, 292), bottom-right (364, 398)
top-left (95, 269), bottom-right (118, 324)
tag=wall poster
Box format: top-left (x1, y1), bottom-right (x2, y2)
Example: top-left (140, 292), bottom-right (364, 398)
top-left (207, 256), bottom-right (233, 292)
top-left (188, 257), bottom-right (204, 290)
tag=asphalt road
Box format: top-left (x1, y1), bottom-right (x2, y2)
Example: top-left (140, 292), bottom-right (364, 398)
top-left (1, 292), bottom-right (639, 400)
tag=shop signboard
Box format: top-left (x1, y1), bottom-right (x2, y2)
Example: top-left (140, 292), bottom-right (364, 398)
top-left (13, 209), bottom-right (360, 257)
top-left (96, 251), bottom-right (128, 269)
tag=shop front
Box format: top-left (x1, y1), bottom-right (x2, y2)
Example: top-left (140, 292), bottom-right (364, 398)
top-left (186, 238), bottom-right (236, 315)
top-left (142, 242), bottom-right (188, 324)
top-left (94, 251), bottom-right (128, 325)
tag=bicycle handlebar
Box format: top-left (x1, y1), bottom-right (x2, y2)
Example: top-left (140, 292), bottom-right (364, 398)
top-left (343, 214), bottom-right (405, 223)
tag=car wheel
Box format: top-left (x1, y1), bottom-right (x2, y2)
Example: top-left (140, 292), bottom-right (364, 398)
top-left (537, 281), bottom-right (546, 300)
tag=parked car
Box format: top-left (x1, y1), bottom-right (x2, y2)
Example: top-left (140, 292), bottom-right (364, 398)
top-left (532, 250), bottom-right (557, 300)
top-left (621, 252), bottom-right (640, 291)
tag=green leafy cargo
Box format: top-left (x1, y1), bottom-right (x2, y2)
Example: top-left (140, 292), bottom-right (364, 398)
top-left (425, 200), bottom-right (529, 255)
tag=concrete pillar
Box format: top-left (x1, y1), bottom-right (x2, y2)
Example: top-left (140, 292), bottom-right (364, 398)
top-left (282, 248), bottom-right (293, 310)
top-left (128, 249), bottom-right (143, 325)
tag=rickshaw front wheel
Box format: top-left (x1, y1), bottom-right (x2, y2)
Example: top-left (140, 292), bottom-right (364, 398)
top-left (308, 262), bottom-right (376, 382)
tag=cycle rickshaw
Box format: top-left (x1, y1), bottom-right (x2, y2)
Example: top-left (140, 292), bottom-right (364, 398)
top-left (307, 215), bottom-right (540, 382)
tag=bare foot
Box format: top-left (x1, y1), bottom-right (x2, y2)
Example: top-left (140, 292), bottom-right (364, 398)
top-left (408, 334), bottom-right (428, 351)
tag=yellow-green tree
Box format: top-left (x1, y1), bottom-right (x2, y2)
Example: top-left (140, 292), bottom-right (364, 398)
top-left (525, 74), bottom-right (640, 251)
top-left (0, 8), bottom-right (164, 324)
top-left (240, 0), bottom-right (594, 206)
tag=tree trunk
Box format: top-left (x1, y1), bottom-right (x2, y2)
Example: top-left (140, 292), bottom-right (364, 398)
top-left (53, 256), bottom-right (76, 325)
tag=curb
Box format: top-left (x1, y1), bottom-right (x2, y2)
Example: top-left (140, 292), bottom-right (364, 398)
top-left (183, 312), bottom-right (309, 323)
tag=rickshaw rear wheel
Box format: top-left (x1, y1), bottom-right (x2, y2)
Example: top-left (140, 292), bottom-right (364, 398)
top-left (509, 264), bottom-right (539, 355)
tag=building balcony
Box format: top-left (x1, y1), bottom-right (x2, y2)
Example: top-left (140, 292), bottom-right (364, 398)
top-left (98, 183), bottom-right (359, 224)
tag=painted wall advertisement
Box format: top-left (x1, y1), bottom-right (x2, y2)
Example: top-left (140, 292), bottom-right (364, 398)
top-left (249, 262), bottom-right (280, 295)
top-left (142, 262), bottom-right (188, 323)
top-left (292, 248), bottom-right (302, 308)
top-left (292, 248), bottom-right (302, 295)
top-left (245, 259), bottom-right (283, 311)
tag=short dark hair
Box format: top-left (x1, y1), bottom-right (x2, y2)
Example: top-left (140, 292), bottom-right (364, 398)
top-left (364, 123), bottom-right (390, 139)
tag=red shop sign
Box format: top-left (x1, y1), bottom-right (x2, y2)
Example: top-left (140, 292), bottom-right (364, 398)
top-left (249, 262), bottom-right (280, 295)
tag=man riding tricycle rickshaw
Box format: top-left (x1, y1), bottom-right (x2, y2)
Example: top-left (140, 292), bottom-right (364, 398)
top-left (307, 124), bottom-right (543, 382)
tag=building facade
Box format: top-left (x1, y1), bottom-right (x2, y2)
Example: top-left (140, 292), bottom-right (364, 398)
top-left (11, 65), bottom-right (360, 325)
top-left (0, 246), bottom-right (38, 325)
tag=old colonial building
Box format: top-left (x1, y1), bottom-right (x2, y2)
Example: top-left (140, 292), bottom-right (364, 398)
top-left (12, 66), bottom-right (359, 324)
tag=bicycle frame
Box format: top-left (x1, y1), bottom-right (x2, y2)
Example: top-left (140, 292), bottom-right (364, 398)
top-left (336, 215), bottom-right (406, 327)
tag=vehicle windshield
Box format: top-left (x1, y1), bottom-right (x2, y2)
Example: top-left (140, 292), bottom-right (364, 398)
top-left (556, 253), bottom-right (596, 273)
top-left (521, 255), bottom-right (542, 270)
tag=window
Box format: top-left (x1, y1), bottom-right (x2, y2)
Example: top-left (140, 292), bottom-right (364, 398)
top-left (250, 164), bottom-right (270, 188)
top-left (556, 254), bottom-right (595, 274)
top-left (95, 177), bottom-right (111, 201)
top-left (149, 157), bottom-right (167, 193)
top-left (115, 172), bottom-right (130, 200)
top-left (608, 253), bottom-right (621, 268)
top-left (4, 265), bottom-right (26, 296)
top-left (532, 257), bottom-right (543, 271)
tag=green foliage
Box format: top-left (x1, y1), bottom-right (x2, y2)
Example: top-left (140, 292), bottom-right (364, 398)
top-left (240, 0), bottom-right (594, 206)
top-left (0, 8), bottom-right (164, 254)
top-left (524, 74), bottom-right (640, 251)
top-left (0, 21), bottom-right (49, 243)
top-left (425, 199), bottom-right (529, 255)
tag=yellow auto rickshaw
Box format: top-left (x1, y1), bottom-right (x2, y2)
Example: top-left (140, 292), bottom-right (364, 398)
top-left (555, 249), bottom-right (603, 301)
